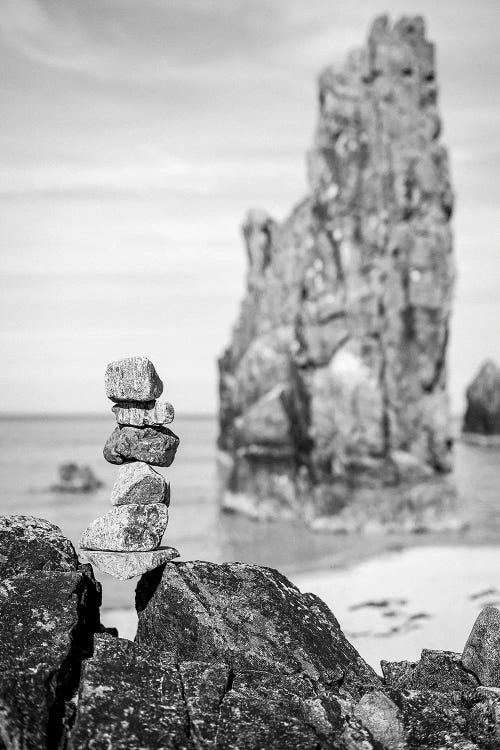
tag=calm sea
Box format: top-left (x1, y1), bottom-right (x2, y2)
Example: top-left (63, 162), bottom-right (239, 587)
top-left (0, 414), bottom-right (499, 609)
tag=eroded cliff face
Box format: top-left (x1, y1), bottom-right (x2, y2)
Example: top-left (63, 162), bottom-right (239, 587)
top-left (218, 15), bottom-right (458, 531)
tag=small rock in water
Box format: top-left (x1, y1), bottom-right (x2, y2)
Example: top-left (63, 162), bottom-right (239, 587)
top-left (103, 425), bottom-right (179, 467)
top-left (105, 356), bottom-right (163, 402)
top-left (79, 547), bottom-right (179, 580)
top-left (112, 400), bottom-right (175, 427)
top-left (462, 607), bottom-right (500, 686)
top-left (111, 462), bottom-right (170, 506)
top-left (79, 504), bottom-right (169, 552)
top-left (51, 462), bottom-right (103, 493)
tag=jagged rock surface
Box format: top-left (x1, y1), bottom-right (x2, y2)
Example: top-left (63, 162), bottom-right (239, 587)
top-left (0, 516), bottom-right (102, 750)
top-left (103, 425), bottom-right (179, 466)
top-left (462, 607), bottom-right (500, 687)
top-left (105, 356), bottom-right (163, 402)
top-left (463, 361), bottom-right (500, 437)
top-left (110, 461), bottom-right (170, 506)
top-left (136, 560), bottom-right (379, 698)
top-left (218, 15), bottom-right (457, 530)
top-left (4, 515), bottom-right (500, 748)
top-left (79, 503), bottom-right (169, 551)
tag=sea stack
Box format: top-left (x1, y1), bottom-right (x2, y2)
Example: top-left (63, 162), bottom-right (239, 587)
top-left (218, 16), bottom-right (458, 532)
top-left (79, 356), bottom-right (180, 579)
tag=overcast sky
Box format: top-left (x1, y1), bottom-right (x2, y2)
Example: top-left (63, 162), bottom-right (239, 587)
top-left (0, 0), bottom-right (498, 414)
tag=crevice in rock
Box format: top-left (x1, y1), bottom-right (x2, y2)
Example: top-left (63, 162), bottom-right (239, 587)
top-left (175, 664), bottom-right (193, 740)
top-left (47, 572), bottom-right (102, 749)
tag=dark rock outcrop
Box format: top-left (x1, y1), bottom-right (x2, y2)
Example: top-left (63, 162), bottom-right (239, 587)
top-left (0, 516), bottom-right (102, 750)
top-left (218, 15), bottom-right (457, 531)
top-left (50, 462), bottom-right (104, 493)
top-left (463, 361), bottom-right (500, 439)
top-left (135, 560), bottom-right (379, 698)
top-left (4, 514), bottom-right (500, 748)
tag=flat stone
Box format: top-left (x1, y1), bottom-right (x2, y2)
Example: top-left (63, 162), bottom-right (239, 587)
top-left (105, 356), bottom-right (163, 402)
top-left (110, 462), bottom-right (170, 506)
top-left (79, 547), bottom-right (179, 580)
top-left (79, 503), bottom-right (168, 552)
top-left (103, 425), bottom-right (179, 467)
top-left (462, 607), bottom-right (500, 686)
top-left (112, 399), bottom-right (175, 427)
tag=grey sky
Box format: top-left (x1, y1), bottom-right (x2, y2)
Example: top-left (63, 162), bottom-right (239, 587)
top-left (0, 0), bottom-right (498, 414)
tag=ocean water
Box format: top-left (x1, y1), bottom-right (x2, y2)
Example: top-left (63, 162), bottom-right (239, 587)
top-left (0, 414), bottom-right (499, 615)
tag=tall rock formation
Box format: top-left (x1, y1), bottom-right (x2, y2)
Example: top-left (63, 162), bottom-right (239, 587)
top-left (218, 16), bottom-right (458, 531)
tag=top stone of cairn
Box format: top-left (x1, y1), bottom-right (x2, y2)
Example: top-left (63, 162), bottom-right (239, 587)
top-left (105, 356), bottom-right (163, 402)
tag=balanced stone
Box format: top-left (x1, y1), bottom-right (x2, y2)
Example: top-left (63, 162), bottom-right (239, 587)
top-left (112, 400), bottom-right (175, 427)
top-left (79, 504), bottom-right (169, 552)
top-left (79, 547), bottom-right (179, 580)
top-left (111, 462), bottom-right (170, 506)
top-left (462, 607), bottom-right (500, 686)
top-left (103, 426), bottom-right (179, 467)
top-left (105, 356), bottom-right (163, 402)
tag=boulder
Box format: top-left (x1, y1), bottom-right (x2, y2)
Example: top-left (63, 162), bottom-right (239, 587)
top-left (112, 399), bottom-right (175, 426)
top-left (68, 635), bottom-right (193, 750)
top-left (463, 361), bottom-right (500, 436)
top-left (218, 15), bottom-right (457, 530)
top-left (0, 516), bottom-right (102, 750)
top-left (79, 503), bottom-right (169, 551)
top-left (135, 560), bottom-right (379, 699)
top-left (354, 691), bottom-right (405, 750)
top-left (110, 462), bottom-right (170, 506)
top-left (103, 425), bottom-right (179, 466)
top-left (0, 514), bottom-right (78, 577)
top-left (462, 607), bottom-right (500, 686)
top-left (105, 356), bottom-right (163, 402)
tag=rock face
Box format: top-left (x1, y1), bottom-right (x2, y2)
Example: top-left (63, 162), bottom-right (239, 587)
top-left (110, 462), bottom-right (170, 506)
top-left (218, 15), bottom-right (457, 531)
top-left (463, 361), bottom-right (500, 437)
top-left (79, 503), bottom-right (169, 551)
top-left (5, 514), bottom-right (500, 748)
top-left (103, 425), bottom-right (179, 466)
top-left (0, 516), bottom-right (102, 750)
top-left (105, 356), bottom-right (163, 402)
top-left (136, 560), bottom-right (379, 698)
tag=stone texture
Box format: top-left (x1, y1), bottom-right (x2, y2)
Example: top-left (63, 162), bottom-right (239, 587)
top-left (110, 461), bottom-right (170, 506)
top-left (79, 503), bottom-right (169, 551)
top-left (79, 547), bottom-right (179, 580)
top-left (462, 607), bottom-right (500, 687)
top-left (218, 15), bottom-right (457, 530)
top-left (105, 356), bottom-right (163, 402)
top-left (112, 399), bottom-right (175, 426)
top-left (136, 560), bottom-right (379, 699)
top-left (463, 360), bottom-right (500, 436)
top-left (354, 690), bottom-right (406, 749)
top-left (103, 425), bottom-right (179, 466)
top-left (382, 649), bottom-right (479, 693)
top-left (0, 514), bottom-right (79, 577)
top-left (68, 634), bottom-right (193, 750)
top-left (0, 516), bottom-right (102, 750)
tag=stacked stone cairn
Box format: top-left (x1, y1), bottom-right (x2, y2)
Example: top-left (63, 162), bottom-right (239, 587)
top-left (79, 356), bottom-right (180, 580)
